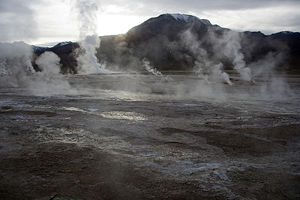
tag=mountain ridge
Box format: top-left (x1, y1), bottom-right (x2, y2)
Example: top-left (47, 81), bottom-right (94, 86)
top-left (33, 13), bottom-right (300, 73)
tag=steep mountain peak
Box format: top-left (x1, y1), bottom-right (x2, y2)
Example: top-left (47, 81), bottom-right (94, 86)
top-left (169, 13), bottom-right (190, 22)
top-left (143, 13), bottom-right (212, 26)
top-left (167, 13), bottom-right (211, 25)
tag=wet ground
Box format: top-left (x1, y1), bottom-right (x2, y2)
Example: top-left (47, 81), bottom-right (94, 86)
top-left (0, 74), bottom-right (300, 200)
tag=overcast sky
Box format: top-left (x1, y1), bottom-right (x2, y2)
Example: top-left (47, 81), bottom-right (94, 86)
top-left (1, 0), bottom-right (300, 45)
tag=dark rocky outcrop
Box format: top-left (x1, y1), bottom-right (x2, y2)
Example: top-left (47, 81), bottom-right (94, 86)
top-left (33, 42), bottom-right (79, 74)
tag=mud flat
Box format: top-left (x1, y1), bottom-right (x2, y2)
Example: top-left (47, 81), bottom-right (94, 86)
top-left (0, 74), bottom-right (300, 200)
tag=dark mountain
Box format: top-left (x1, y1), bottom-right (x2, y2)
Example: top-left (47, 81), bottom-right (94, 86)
top-left (33, 14), bottom-right (300, 73)
top-left (269, 31), bottom-right (300, 68)
top-left (98, 14), bottom-right (227, 71)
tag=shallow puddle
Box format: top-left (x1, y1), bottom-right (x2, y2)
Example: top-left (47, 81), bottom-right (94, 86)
top-left (100, 111), bottom-right (147, 121)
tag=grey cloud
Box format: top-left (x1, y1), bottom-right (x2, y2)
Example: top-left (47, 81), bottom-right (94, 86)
top-left (99, 0), bottom-right (300, 33)
top-left (100, 0), bottom-right (300, 15)
top-left (157, 0), bottom-right (299, 10)
top-left (258, 11), bottom-right (300, 33)
top-left (1, 0), bottom-right (299, 43)
top-left (284, 14), bottom-right (300, 27)
top-left (0, 0), bottom-right (42, 42)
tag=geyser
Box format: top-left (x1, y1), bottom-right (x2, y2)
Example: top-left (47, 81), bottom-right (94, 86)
top-left (73, 0), bottom-right (106, 74)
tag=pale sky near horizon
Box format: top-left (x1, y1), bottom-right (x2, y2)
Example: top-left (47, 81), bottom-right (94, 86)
top-left (0, 0), bottom-right (300, 45)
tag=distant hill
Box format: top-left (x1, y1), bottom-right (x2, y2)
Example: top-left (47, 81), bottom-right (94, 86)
top-left (33, 13), bottom-right (300, 73)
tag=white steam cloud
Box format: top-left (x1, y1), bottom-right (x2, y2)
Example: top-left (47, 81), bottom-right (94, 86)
top-left (143, 58), bottom-right (163, 77)
top-left (77, 35), bottom-right (102, 74)
top-left (31, 51), bottom-right (75, 95)
top-left (0, 42), bottom-right (75, 96)
top-left (36, 51), bottom-right (61, 75)
top-left (178, 28), bottom-right (294, 100)
top-left (0, 42), bottom-right (34, 87)
top-left (208, 30), bottom-right (252, 81)
top-left (181, 30), bottom-right (233, 85)
top-left (72, 0), bottom-right (107, 74)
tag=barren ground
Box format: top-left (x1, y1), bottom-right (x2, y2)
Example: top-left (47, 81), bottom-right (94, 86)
top-left (0, 74), bottom-right (300, 200)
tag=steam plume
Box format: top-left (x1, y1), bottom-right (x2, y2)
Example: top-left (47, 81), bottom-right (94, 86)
top-left (0, 42), bottom-right (34, 87)
top-left (73, 0), bottom-right (106, 74)
top-left (181, 30), bottom-right (232, 85)
top-left (210, 30), bottom-right (252, 81)
top-left (36, 51), bottom-right (61, 75)
top-left (0, 42), bottom-right (75, 96)
top-left (31, 51), bottom-right (75, 95)
top-left (143, 58), bottom-right (163, 77)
